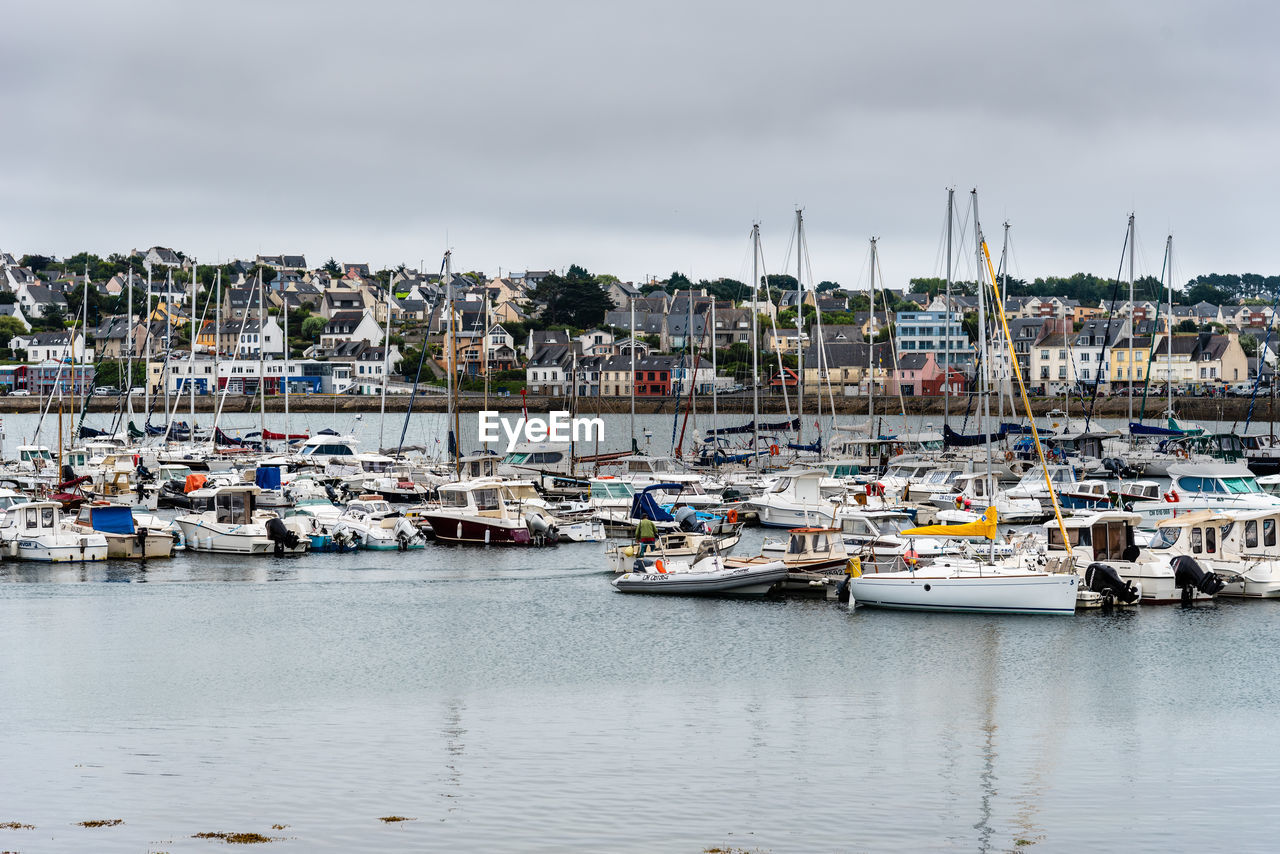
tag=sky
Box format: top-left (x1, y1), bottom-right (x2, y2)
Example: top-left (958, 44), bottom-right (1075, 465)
top-left (2, 1), bottom-right (1275, 293)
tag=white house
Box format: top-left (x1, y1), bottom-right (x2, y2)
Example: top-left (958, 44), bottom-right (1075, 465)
top-left (12, 330), bottom-right (91, 363)
top-left (319, 310), bottom-right (385, 352)
top-left (143, 247), bottom-right (183, 269)
top-left (233, 316), bottom-right (285, 358)
top-left (16, 283), bottom-right (68, 319)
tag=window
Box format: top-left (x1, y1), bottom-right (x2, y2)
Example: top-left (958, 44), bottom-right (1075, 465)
top-left (1191, 527), bottom-right (1202, 553)
top-left (1246, 520), bottom-right (1259, 548)
top-left (1206, 526), bottom-right (1216, 553)
top-left (1266, 518), bottom-right (1276, 547)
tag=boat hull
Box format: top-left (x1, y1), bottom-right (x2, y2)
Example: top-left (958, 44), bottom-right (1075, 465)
top-left (16, 540), bottom-right (109, 563)
top-left (847, 572), bottom-right (1078, 615)
top-left (612, 562), bottom-right (787, 596)
top-left (418, 512), bottom-right (533, 545)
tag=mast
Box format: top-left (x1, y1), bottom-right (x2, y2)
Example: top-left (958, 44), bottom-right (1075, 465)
top-left (999, 223), bottom-right (1010, 424)
top-left (944, 188), bottom-right (954, 426)
top-left (444, 251), bottom-right (459, 476)
top-left (214, 269), bottom-right (221, 435)
top-left (1166, 234), bottom-right (1174, 419)
top-left (379, 279), bottom-right (391, 452)
top-left (482, 285), bottom-right (490, 449)
top-left (710, 295), bottom-right (718, 451)
top-left (629, 292), bottom-right (636, 452)
top-left (1127, 212), bottom-right (1135, 425)
top-left (125, 268), bottom-right (134, 424)
top-left (144, 266), bottom-right (152, 418)
top-left (164, 270), bottom-right (172, 425)
top-left (795, 209), bottom-right (804, 445)
top-left (258, 271), bottom-right (266, 450)
top-left (972, 189), bottom-right (994, 561)
top-left (283, 272), bottom-right (290, 444)
top-left (190, 261), bottom-right (197, 435)
top-left (868, 237), bottom-right (878, 428)
top-left (750, 224), bottom-right (762, 471)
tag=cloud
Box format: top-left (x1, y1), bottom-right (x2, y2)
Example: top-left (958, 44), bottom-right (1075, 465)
top-left (2, 1), bottom-right (1275, 290)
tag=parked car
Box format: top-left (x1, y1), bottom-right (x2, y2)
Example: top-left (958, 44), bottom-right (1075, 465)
top-left (8, 389), bottom-right (30, 397)
top-left (93, 386), bottom-right (119, 396)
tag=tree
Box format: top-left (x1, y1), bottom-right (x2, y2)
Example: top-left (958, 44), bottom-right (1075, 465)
top-left (1240, 333), bottom-right (1259, 358)
top-left (1186, 282), bottom-right (1232, 305)
top-left (665, 271), bottom-right (693, 291)
top-left (0, 315), bottom-right (27, 348)
top-left (324, 257), bottom-right (341, 275)
top-left (20, 255), bottom-right (55, 273)
top-left (531, 271), bottom-right (613, 328)
top-left (301, 315), bottom-right (326, 342)
top-left (1177, 319), bottom-right (1199, 333)
top-left (816, 281), bottom-right (840, 293)
top-left (33, 304), bottom-right (66, 331)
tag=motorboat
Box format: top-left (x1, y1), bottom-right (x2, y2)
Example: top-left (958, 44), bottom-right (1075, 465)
top-left (605, 528), bottom-right (742, 574)
top-left (331, 497), bottom-right (426, 550)
top-left (1129, 462), bottom-right (1280, 528)
top-left (929, 472), bottom-right (1044, 523)
top-left (744, 468), bottom-right (840, 528)
top-left (417, 479), bottom-right (552, 545)
top-left (174, 485), bottom-right (310, 555)
top-left (1056, 480), bottom-right (1112, 511)
top-left (612, 553), bottom-right (787, 596)
top-left (0, 501), bottom-right (109, 562)
top-left (1149, 509), bottom-right (1280, 598)
top-left (70, 502), bottom-right (177, 559)
top-left (730, 527), bottom-right (850, 594)
top-left (1044, 511), bottom-right (1220, 604)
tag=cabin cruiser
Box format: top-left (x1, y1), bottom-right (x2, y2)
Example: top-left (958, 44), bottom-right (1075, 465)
top-left (744, 468), bottom-right (840, 528)
top-left (70, 502), bottom-right (177, 559)
top-left (174, 485), bottom-right (310, 555)
top-left (1056, 480), bottom-right (1112, 512)
top-left (844, 555), bottom-right (1078, 616)
top-left (1044, 511), bottom-right (1220, 604)
top-left (497, 442), bottom-right (573, 479)
top-left (1149, 510), bottom-right (1280, 598)
top-left (417, 480), bottom-right (555, 545)
top-left (613, 552), bottom-right (787, 596)
top-left (294, 432), bottom-right (361, 468)
top-left (586, 477), bottom-right (637, 535)
top-left (1005, 465), bottom-right (1080, 501)
top-left (0, 501), bottom-right (109, 562)
top-left (1129, 462), bottom-right (1280, 528)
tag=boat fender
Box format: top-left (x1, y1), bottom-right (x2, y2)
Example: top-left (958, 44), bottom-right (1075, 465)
top-left (1171, 555), bottom-right (1226, 596)
top-left (902, 548), bottom-right (919, 568)
top-left (655, 559), bottom-right (666, 574)
top-left (1164, 489), bottom-right (1179, 503)
top-left (846, 557), bottom-right (862, 578)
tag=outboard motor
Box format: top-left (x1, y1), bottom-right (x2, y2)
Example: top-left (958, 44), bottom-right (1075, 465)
top-left (136, 463), bottom-right (153, 483)
top-left (61, 463), bottom-right (77, 483)
top-left (527, 513), bottom-right (553, 546)
top-left (1171, 555), bottom-right (1226, 603)
top-left (265, 517), bottom-right (301, 556)
top-left (1085, 562), bottom-right (1141, 607)
top-left (393, 517), bottom-right (419, 551)
top-left (674, 505), bottom-right (700, 533)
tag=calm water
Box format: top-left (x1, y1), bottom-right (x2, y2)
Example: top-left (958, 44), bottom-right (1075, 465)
top-left (3, 529), bottom-right (1280, 853)
top-left (3, 410), bottom-right (1279, 852)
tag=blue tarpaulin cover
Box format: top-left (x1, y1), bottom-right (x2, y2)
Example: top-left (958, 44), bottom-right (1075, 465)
top-left (628, 483), bottom-right (680, 522)
top-left (90, 505), bottom-right (135, 535)
top-left (255, 466), bottom-right (283, 490)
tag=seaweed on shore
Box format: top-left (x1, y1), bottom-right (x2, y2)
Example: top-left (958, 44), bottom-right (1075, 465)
top-left (192, 831), bottom-right (282, 844)
top-left (378, 816), bottom-right (417, 823)
top-left (76, 819), bottom-right (123, 828)
top-left (0, 822), bottom-right (35, 829)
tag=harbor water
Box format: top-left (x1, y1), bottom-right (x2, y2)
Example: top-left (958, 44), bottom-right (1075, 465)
top-left (2, 412), bottom-right (1279, 851)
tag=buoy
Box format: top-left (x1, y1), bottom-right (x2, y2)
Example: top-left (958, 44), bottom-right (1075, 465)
top-left (725, 508), bottom-right (738, 524)
top-left (655, 559), bottom-right (667, 574)
top-left (903, 547), bottom-right (920, 567)
top-left (769, 444), bottom-right (780, 456)
top-left (846, 557), bottom-right (862, 577)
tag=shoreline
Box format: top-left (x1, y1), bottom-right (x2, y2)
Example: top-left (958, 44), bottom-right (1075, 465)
top-left (1, 393), bottom-right (1270, 421)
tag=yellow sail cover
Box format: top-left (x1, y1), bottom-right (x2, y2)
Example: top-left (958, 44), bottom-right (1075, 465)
top-left (900, 507), bottom-right (998, 541)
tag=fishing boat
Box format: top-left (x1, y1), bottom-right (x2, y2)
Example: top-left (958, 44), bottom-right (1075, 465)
top-left (0, 501), bottom-right (109, 562)
top-left (612, 553), bottom-right (787, 596)
top-left (1045, 511), bottom-right (1219, 604)
top-left (417, 480), bottom-right (550, 546)
top-left (1149, 509), bottom-right (1280, 598)
top-left (70, 502), bottom-right (177, 559)
top-left (174, 484), bottom-right (310, 555)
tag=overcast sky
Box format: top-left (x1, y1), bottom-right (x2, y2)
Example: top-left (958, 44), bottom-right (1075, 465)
top-left (2, 1), bottom-right (1275, 293)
